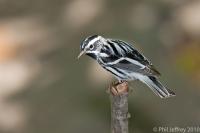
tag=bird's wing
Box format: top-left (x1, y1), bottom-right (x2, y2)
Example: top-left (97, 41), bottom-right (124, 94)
top-left (109, 58), bottom-right (160, 76)
top-left (109, 39), bottom-right (161, 76)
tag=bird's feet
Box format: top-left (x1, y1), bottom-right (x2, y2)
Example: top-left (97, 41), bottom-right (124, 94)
top-left (108, 81), bottom-right (129, 96)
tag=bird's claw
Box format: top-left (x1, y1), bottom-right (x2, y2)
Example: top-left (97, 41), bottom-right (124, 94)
top-left (109, 81), bottom-right (128, 96)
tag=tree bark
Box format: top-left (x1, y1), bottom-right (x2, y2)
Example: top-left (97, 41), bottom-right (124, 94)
top-left (110, 82), bottom-right (129, 133)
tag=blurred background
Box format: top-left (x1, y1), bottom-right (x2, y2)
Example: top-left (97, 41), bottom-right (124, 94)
top-left (0, 0), bottom-right (200, 133)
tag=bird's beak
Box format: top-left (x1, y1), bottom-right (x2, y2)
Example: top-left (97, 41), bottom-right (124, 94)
top-left (77, 50), bottom-right (86, 59)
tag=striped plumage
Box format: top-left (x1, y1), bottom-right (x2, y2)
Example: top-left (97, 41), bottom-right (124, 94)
top-left (78, 35), bottom-right (175, 98)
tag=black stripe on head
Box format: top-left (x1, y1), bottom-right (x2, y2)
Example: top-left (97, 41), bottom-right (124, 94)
top-left (80, 35), bottom-right (99, 50)
top-left (87, 35), bottom-right (98, 41)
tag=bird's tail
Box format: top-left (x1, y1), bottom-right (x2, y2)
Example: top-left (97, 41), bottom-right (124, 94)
top-left (138, 75), bottom-right (175, 98)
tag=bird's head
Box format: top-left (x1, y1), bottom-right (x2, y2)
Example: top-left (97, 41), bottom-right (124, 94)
top-left (78, 35), bottom-right (107, 59)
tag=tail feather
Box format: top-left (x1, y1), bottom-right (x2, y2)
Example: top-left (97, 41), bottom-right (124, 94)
top-left (138, 75), bottom-right (175, 98)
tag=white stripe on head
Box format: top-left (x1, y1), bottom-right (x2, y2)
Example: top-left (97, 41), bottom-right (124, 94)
top-left (86, 36), bottom-right (101, 49)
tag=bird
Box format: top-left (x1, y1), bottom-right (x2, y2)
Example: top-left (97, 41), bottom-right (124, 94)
top-left (78, 35), bottom-right (175, 98)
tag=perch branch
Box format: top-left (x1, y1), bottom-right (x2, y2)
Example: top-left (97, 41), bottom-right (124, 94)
top-left (109, 81), bottom-right (129, 133)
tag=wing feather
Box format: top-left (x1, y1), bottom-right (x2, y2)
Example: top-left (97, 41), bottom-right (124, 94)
top-left (109, 39), bottom-right (161, 76)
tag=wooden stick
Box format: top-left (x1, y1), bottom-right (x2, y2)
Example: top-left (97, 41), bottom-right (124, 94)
top-left (110, 82), bottom-right (129, 133)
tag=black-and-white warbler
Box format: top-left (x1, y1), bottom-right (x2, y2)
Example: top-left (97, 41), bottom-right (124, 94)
top-left (78, 35), bottom-right (175, 98)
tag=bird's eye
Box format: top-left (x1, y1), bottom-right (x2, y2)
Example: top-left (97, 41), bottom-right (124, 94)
top-left (89, 44), bottom-right (94, 50)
